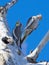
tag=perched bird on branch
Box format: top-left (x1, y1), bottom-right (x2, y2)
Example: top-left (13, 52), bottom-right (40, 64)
top-left (13, 21), bottom-right (22, 48)
top-left (21, 14), bottom-right (42, 44)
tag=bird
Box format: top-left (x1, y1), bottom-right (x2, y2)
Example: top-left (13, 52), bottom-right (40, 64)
top-left (21, 14), bottom-right (42, 43)
top-left (13, 21), bottom-right (22, 48)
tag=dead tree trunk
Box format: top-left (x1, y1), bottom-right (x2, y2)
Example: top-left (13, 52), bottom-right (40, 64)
top-left (0, 0), bottom-right (49, 65)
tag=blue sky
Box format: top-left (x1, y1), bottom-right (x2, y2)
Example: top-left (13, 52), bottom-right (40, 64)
top-left (0, 0), bottom-right (49, 62)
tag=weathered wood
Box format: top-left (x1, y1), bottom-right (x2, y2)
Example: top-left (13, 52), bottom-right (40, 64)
top-left (0, 0), bottom-right (49, 65)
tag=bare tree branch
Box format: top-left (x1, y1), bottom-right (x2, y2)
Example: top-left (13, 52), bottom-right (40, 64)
top-left (27, 31), bottom-right (49, 63)
top-left (4, 0), bottom-right (17, 10)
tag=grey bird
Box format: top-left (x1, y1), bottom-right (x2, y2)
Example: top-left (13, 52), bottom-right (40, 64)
top-left (13, 21), bottom-right (22, 48)
top-left (21, 14), bottom-right (42, 43)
